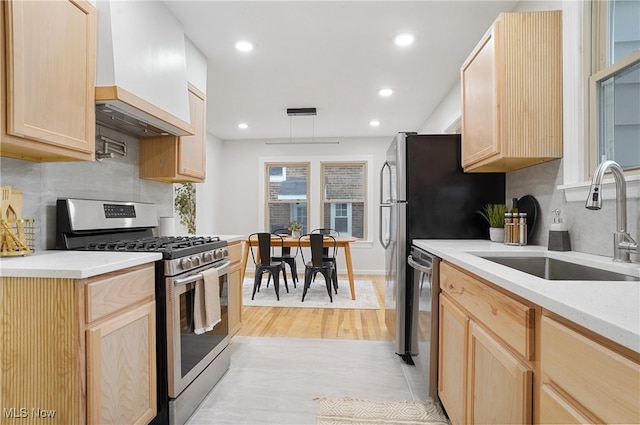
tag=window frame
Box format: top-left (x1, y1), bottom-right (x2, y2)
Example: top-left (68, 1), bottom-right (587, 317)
top-left (264, 161), bottom-right (310, 233)
top-left (320, 161), bottom-right (367, 240)
top-left (588, 0), bottom-right (640, 176)
top-left (559, 0), bottom-right (640, 201)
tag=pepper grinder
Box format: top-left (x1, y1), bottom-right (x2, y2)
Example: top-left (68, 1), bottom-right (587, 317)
top-left (548, 209), bottom-right (571, 251)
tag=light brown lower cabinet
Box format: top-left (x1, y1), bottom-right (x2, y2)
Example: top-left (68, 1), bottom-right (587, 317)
top-left (438, 261), bottom-right (534, 425)
top-left (227, 240), bottom-right (244, 336)
top-left (468, 322), bottom-right (532, 424)
top-left (438, 260), bottom-right (640, 425)
top-left (540, 314), bottom-right (640, 424)
top-left (0, 263), bottom-right (156, 425)
top-left (86, 302), bottom-right (156, 425)
top-left (438, 295), bottom-right (468, 425)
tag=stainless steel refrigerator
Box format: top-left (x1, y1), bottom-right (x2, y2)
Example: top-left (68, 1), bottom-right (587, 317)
top-left (379, 132), bottom-right (505, 396)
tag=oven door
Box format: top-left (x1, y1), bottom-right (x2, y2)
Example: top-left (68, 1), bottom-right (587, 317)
top-left (166, 259), bottom-right (231, 398)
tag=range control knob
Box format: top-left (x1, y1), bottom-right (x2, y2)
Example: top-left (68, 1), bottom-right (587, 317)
top-left (222, 248), bottom-right (229, 257)
top-left (214, 249), bottom-right (223, 259)
top-left (202, 251), bottom-right (214, 263)
top-left (180, 257), bottom-right (193, 269)
top-left (190, 255), bottom-right (201, 267)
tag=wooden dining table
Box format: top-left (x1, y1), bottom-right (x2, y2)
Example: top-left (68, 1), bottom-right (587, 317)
top-left (240, 235), bottom-right (358, 300)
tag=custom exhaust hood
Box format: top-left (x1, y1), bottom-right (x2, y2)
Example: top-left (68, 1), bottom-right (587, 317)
top-left (95, 0), bottom-right (194, 138)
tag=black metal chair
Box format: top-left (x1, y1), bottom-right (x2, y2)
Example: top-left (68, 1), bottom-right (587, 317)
top-left (310, 228), bottom-right (340, 288)
top-left (248, 233), bottom-right (289, 301)
top-left (299, 233), bottom-right (338, 302)
top-left (271, 228), bottom-right (298, 287)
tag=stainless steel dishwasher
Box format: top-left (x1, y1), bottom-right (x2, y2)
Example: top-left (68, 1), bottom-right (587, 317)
top-left (406, 245), bottom-right (440, 398)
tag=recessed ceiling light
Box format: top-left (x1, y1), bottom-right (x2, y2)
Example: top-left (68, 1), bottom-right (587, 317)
top-left (235, 40), bottom-right (254, 52)
top-left (378, 88), bottom-right (393, 97)
top-left (394, 33), bottom-right (414, 47)
top-left (369, 120), bottom-right (381, 127)
top-left (238, 123), bottom-right (249, 129)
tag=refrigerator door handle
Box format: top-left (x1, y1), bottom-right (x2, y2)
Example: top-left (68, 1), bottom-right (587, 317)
top-left (379, 161), bottom-right (391, 204)
top-left (379, 204), bottom-right (391, 249)
top-left (379, 161), bottom-right (392, 249)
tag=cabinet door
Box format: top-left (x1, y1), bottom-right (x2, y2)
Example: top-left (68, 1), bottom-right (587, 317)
top-left (468, 322), bottom-right (532, 425)
top-left (178, 85), bottom-right (206, 179)
top-left (438, 295), bottom-right (468, 425)
top-left (460, 11), bottom-right (562, 172)
top-left (3, 0), bottom-right (96, 161)
top-left (539, 384), bottom-right (593, 424)
top-left (461, 26), bottom-right (498, 169)
top-left (86, 302), bottom-right (156, 425)
top-left (139, 83), bottom-right (205, 182)
top-left (541, 315), bottom-right (640, 424)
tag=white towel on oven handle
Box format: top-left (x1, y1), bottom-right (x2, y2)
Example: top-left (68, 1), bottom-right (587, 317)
top-left (194, 267), bottom-right (221, 335)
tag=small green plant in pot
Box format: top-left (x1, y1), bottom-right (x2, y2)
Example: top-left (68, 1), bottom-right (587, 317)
top-left (288, 221), bottom-right (303, 238)
top-left (477, 203), bottom-right (507, 242)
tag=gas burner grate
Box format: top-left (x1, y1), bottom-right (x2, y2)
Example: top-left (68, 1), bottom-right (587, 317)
top-left (83, 235), bottom-right (225, 259)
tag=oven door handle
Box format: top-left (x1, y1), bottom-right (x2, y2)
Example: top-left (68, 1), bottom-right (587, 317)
top-left (173, 259), bottom-right (231, 287)
top-left (407, 255), bottom-right (432, 276)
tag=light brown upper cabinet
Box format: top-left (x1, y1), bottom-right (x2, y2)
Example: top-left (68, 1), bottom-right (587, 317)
top-left (461, 11), bottom-right (562, 172)
top-left (1, 0), bottom-right (96, 162)
top-left (139, 83), bottom-right (206, 182)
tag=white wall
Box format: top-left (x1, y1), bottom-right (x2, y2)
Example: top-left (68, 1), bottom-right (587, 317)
top-left (215, 137), bottom-right (391, 274)
top-left (195, 132), bottom-right (224, 235)
top-left (418, 81), bottom-right (461, 134)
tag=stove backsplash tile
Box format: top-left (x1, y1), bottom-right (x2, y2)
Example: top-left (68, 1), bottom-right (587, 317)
top-left (0, 125), bottom-right (174, 251)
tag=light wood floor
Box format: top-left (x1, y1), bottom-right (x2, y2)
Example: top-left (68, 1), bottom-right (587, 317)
top-left (236, 274), bottom-right (393, 341)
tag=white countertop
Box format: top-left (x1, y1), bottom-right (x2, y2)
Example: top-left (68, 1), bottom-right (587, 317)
top-left (0, 235), bottom-right (246, 279)
top-left (413, 240), bottom-right (640, 353)
top-left (0, 251), bottom-right (162, 279)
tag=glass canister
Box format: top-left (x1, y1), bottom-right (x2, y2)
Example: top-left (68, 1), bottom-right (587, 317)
top-left (518, 212), bottom-right (528, 245)
top-left (504, 212), bottom-right (514, 244)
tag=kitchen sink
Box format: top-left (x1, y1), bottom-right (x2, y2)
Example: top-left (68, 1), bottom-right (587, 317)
top-left (479, 256), bottom-right (640, 281)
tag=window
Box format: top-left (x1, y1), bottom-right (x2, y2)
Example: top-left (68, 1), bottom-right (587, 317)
top-left (321, 163), bottom-right (366, 238)
top-left (260, 157), bottom-right (373, 242)
top-left (265, 163), bottom-right (309, 233)
top-left (590, 0), bottom-right (640, 172)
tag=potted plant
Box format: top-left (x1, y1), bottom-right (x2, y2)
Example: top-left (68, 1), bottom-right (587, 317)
top-left (288, 221), bottom-right (303, 238)
top-left (477, 203), bottom-right (507, 242)
top-left (174, 183), bottom-right (196, 234)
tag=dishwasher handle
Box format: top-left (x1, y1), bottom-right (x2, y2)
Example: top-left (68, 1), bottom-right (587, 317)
top-left (407, 254), bottom-right (432, 276)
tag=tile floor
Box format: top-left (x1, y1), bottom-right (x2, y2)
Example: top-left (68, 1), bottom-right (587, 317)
top-left (186, 336), bottom-right (433, 424)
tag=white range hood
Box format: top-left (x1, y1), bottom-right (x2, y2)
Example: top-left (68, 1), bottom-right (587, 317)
top-left (95, 0), bottom-right (194, 137)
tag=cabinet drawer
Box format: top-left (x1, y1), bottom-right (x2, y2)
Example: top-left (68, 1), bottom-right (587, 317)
top-left (541, 316), bottom-right (640, 424)
top-left (228, 241), bottom-right (243, 264)
top-left (85, 264), bottom-right (155, 323)
top-left (440, 262), bottom-right (535, 360)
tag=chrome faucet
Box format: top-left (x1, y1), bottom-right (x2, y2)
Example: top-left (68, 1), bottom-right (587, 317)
top-left (586, 160), bottom-right (638, 262)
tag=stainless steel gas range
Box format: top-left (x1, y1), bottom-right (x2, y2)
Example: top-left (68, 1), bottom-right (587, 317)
top-left (56, 198), bottom-right (231, 425)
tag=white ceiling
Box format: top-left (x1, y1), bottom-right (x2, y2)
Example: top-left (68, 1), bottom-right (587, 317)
top-left (164, 1), bottom-right (519, 141)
